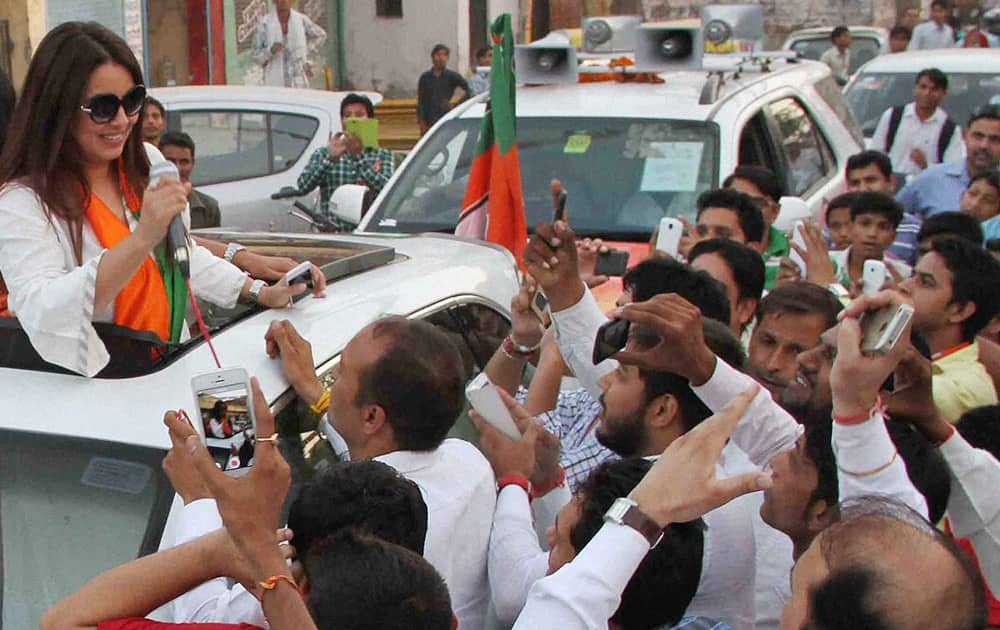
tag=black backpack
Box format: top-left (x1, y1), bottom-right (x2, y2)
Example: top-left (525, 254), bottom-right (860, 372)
top-left (885, 105), bottom-right (958, 163)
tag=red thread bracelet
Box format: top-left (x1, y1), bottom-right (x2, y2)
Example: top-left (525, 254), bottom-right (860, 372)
top-left (497, 474), bottom-right (531, 497)
top-left (832, 396), bottom-right (884, 425)
top-left (259, 574), bottom-right (297, 593)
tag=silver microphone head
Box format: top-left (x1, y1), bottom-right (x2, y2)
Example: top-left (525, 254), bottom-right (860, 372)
top-left (148, 159), bottom-right (180, 187)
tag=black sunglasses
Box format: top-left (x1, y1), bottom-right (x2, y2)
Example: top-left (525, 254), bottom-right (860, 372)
top-left (79, 85), bottom-right (147, 124)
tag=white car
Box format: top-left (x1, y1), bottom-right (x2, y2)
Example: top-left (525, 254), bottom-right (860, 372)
top-left (340, 50), bottom-right (863, 307)
top-left (781, 26), bottom-right (889, 76)
top-left (845, 48), bottom-right (1000, 140)
top-left (151, 86), bottom-right (382, 233)
top-left (0, 232), bottom-right (518, 627)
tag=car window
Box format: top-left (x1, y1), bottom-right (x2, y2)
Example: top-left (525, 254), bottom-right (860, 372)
top-left (1, 431), bottom-right (172, 627)
top-left (846, 72), bottom-right (1000, 136)
top-left (813, 76), bottom-right (865, 146)
top-left (767, 98), bottom-right (836, 196)
top-left (738, 112), bottom-right (781, 173)
top-left (167, 110), bottom-right (319, 186)
top-left (789, 35), bottom-right (881, 74)
top-left (367, 117), bottom-right (719, 239)
top-left (271, 113), bottom-right (320, 173)
top-left (270, 301), bottom-right (511, 489)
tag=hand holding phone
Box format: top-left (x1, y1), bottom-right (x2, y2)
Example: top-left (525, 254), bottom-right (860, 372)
top-left (593, 318), bottom-right (630, 364)
top-left (553, 190), bottom-right (568, 222)
top-left (278, 260), bottom-right (313, 288)
top-left (860, 303), bottom-right (914, 354)
top-left (466, 373), bottom-right (521, 440)
top-left (192, 368), bottom-right (257, 477)
top-left (655, 217), bottom-right (683, 258)
top-left (594, 249), bottom-right (630, 277)
top-left (862, 260), bottom-right (888, 296)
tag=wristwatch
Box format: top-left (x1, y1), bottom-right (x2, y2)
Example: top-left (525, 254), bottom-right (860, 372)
top-left (603, 497), bottom-right (664, 548)
top-left (248, 279), bottom-right (267, 305)
top-left (826, 282), bottom-right (849, 298)
top-left (224, 242), bottom-right (246, 264)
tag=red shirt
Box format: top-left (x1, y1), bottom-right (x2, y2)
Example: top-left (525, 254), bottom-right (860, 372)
top-left (99, 620), bottom-right (264, 630)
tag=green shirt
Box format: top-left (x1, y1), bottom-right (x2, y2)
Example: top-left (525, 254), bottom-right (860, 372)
top-left (763, 225), bottom-right (790, 289)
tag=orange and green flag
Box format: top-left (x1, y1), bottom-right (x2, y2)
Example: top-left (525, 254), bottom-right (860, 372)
top-left (455, 13), bottom-right (527, 264)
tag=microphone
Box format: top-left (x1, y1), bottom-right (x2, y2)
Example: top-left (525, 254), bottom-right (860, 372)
top-left (149, 160), bottom-right (190, 279)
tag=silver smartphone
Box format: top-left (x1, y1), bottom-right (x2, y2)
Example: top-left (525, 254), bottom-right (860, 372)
top-left (192, 367), bottom-right (257, 477)
top-left (860, 303), bottom-right (914, 355)
top-left (466, 372), bottom-right (521, 440)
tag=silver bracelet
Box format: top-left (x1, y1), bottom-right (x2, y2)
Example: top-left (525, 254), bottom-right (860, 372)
top-left (224, 242), bottom-right (246, 264)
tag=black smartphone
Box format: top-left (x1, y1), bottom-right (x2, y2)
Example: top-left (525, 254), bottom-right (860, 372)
top-left (553, 190), bottom-right (568, 222)
top-left (593, 318), bottom-right (630, 364)
top-left (594, 249), bottom-right (629, 277)
top-left (531, 291), bottom-right (549, 321)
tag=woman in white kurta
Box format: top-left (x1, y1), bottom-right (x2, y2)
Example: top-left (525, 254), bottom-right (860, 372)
top-left (0, 22), bottom-right (321, 377)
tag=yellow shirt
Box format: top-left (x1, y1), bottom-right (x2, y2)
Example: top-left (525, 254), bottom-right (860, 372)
top-left (932, 342), bottom-right (998, 422)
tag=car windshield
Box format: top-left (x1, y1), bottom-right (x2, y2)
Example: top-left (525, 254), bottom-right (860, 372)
top-left (366, 117), bottom-right (719, 241)
top-left (0, 429), bottom-right (172, 627)
top-left (789, 35), bottom-right (881, 74)
top-left (846, 71), bottom-right (1000, 136)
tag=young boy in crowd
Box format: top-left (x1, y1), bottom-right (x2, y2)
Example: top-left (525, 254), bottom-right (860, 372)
top-left (830, 191), bottom-right (911, 290)
top-left (824, 192), bottom-right (860, 251)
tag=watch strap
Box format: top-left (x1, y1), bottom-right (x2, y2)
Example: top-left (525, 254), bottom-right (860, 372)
top-left (248, 279), bottom-right (267, 304)
top-left (224, 242), bottom-right (246, 263)
top-left (605, 497), bottom-right (663, 547)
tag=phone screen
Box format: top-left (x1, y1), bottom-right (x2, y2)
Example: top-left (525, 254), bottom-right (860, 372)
top-left (198, 383), bottom-right (255, 475)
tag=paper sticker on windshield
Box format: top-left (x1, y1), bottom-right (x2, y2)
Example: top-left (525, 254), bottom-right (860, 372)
top-left (81, 457), bottom-right (152, 495)
top-left (640, 142), bottom-right (704, 192)
top-left (563, 134), bottom-right (592, 154)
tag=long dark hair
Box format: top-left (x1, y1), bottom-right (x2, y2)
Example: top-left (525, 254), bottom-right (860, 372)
top-left (0, 22), bottom-right (150, 264)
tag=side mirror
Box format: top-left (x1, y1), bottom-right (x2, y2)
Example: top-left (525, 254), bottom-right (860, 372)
top-left (774, 196), bottom-right (812, 231)
top-left (330, 184), bottom-right (368, 225)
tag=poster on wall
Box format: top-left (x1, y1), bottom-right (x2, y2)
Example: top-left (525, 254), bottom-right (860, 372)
top-left (233, 0), bottom-right (327, 87)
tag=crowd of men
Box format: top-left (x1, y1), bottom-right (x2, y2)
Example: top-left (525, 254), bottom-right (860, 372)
top-left (40, 92), bottom-right (1000, 630)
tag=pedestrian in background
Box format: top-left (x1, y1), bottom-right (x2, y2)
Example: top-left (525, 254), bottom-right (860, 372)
top-left (417, 44), bottom-right (469, 135)
top-left (468, 46), bottom-right (493, 96)
top-left (909, 0), bottom-right (955, 49)
top-left (820, 26), bottom-right (852, 86)
top-left (252, 0), bottom-right (326, 88)
top-left (889, 25), bottom-right (912, 52)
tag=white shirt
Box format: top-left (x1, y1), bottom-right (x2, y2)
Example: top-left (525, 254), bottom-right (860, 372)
top-left (908, 20), bottom-right (955, 50)
top-left (829, 247), bottom-right (912, 290)
top-left (819, 47), bottom-right (851, 84)
top-left (870, 103), bottom-right (966, 177)
top-left (376, 439), bottom-right (496, 630)
top-left (939, 431), bottom-right (1000, 593)
top-left (0, 143), bottom-right (247, 376)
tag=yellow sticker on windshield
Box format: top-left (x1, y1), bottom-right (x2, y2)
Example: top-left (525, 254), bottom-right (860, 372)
top-left (564, 134), bottom-right (592, 154)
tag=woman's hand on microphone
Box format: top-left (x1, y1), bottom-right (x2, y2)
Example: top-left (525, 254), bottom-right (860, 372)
top-left (136, 177), bottom-right (191, 248)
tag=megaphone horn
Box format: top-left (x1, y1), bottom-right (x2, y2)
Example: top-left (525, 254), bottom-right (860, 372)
top-left (514, 32), bottom-right (579, 84)
top-left (634, 24), bottom-right (704, 72)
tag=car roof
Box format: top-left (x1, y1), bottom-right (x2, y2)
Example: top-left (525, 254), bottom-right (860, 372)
top-left (150, 85), bottom-right (383, 109)
top-left (784, 26), bottom-right (887, 38)
top-left (0, 233), bottom-right (518, 451)
top-left (452, 56), bottom-right (828, 120)
top-left (855, 48), bottom-right (1000, 73)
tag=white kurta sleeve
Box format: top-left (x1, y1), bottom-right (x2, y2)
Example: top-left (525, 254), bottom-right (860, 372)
top-left (488, 485), bottom-right (551, 622)
top-left (550, 286), bottom-right (617, 400)
top-left (832, 411), bottom-right (928, 517)
top-left (939, 431), bottom-right (1000, 593)
top-left (0, 185), bottom-right (110, 376)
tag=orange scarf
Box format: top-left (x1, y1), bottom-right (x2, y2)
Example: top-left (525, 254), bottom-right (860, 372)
top-left (84, 170), bottom-right (171, 342)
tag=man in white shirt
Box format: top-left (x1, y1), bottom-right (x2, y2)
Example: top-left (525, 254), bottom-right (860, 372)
top-left (264, 317), bottom-right (496, 630)
top-left (909, 0), bottom-right (956, 49)
top-left (818, 26), bottom-right (852, 86)
top-left (870, 68), bottom-right (965, 178)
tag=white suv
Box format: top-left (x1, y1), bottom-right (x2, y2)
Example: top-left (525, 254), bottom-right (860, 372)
top-left (351, 55), bottom-right (862, 240)
top-left (0, 232), bottom-right (518, 627)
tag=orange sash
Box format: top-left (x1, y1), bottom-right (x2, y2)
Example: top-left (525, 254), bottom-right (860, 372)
top-left (84, 171), bottom-right (171, 342)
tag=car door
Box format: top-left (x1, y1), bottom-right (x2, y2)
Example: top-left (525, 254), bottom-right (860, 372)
top-left (165, 103), bottom-right (333, 232)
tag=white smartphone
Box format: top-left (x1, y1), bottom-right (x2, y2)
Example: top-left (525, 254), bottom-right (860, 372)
top-left (860, 303), bottom-right (914, 354)
top-left (655, 217), bottom-right (683, 258)
top-left (789, 221), bottom-right (807, 278)
top-left (862, 260), bottom-right (888, 296)
top-left (278, 261), bottom-right (312, 288)
top-left (192, 367), bottom-right (257, 477)
top-left (465, 372), bottom-right (521, 440)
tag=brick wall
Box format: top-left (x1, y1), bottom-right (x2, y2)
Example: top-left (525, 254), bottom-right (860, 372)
top-left (550, 0), bottom-right (583, 30)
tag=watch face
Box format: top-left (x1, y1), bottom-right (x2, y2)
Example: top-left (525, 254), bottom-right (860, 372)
top-left (605, 497), bottom-right (636, 522)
